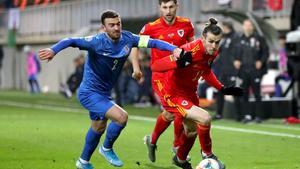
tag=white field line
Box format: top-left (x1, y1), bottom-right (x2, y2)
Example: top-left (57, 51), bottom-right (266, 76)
top-left (212, 125), bottom-right (300, 139)
top-left (1, 100), bottom-right (300, 139)
top-left (257, 124), bottom-right (300, 131)
top-left (0, 100), bottom-right (83, 113)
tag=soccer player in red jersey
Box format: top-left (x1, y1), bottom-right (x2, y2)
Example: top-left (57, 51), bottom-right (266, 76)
top-left (151, 18), bottom-right (243, 169)
top-left (132, 0), bottom-right (194, 163)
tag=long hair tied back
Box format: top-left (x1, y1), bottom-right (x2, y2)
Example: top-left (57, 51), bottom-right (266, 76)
top-left (207, 18), bottom-right (218, 25)
top-left (202, 18), bottom-right (222, 37)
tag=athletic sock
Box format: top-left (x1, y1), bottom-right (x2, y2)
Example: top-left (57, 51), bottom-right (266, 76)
top-left (151, 113), bottom-right (171, 144)
top-left (79, 158), bottom-right (89, 164)
top-left (177, 132), bottom-right (196, 161)
top-left (80, 128), bottom-right (103, 161)
top-left (103, 121), bottom-right (125, 149)
top-left (196, 124), bottom-right (212, 155)
top-left (173, 115), bottom-right (184, 148)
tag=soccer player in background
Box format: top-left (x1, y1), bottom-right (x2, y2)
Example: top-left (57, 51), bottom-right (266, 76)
top-left (151, 18), bottom-right (243, 169)
top-left (131, 0), bottom-right (194, 162)
top-left (38, 10), bottom-right (184, 169)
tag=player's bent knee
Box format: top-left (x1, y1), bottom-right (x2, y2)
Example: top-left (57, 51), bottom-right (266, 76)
top-left (94, 126), bottom-right (106, 133)
top-left (91, 121), bottom-right (107, 133)
top-left (195, 113), bottom-right (211, 126)
top-left (162, 111), bottom-right (174, 121)
top-left (202, 114), bottom-right (212, 126)
top-left (116, 111), bottom-right (128, 125)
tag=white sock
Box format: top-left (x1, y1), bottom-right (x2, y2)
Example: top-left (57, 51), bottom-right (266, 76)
top-left (102, 146), bottom-right (111, 151)
top-left (177, 156), bottom-right (186, 163)
top-left (202, 151), bottom-right (212, 157)
top-left (79, 158), bottom-right (89, 164)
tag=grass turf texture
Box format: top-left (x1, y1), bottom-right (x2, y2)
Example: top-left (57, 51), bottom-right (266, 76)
top-left (0, 91), bottom-right (299, 169)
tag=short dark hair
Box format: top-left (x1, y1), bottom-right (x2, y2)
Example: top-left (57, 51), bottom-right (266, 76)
top-left (279, 33), bottom-right (286, 40)
top-left (159, 0), bottom-right (177, 5)
top-left (202, 18), bottom-right (223, 37)
top-left (222, 21), bottom-right (234, 31)
top-left (101, 10), bottom-right (120, 25)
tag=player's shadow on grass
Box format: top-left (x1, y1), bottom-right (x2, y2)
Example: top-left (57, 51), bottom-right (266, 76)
top-left (144, 163), bottom-right (177, 169)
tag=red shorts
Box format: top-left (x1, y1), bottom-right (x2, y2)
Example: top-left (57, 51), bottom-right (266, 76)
top-left (162, 94), bottom-right (199, 117)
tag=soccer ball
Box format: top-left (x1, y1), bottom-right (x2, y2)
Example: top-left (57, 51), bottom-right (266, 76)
top-left (196, 158), bottom-right (220, 169)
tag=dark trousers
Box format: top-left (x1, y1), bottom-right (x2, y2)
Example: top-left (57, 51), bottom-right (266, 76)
top-left (215, 71), bottom-right (238, 118)
top-left (29, 79), bottom-right (40, 93)
top-left (237, 70), bottom-right (262, 119)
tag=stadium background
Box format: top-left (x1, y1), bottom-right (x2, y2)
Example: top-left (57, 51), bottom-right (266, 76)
top-left (0, 0), bottom-right (293, 92)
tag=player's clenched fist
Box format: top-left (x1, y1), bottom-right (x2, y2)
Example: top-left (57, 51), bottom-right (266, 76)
top-left (132, 70), bottom-right (144, 84)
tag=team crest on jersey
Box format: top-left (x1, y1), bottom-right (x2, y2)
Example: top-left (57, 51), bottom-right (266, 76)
top-left (123, 45), bottom-right (130, 55)
top-left (177, 29), bottom-right (184, 37)
top-left (181, 100), bottom-right (188, 106)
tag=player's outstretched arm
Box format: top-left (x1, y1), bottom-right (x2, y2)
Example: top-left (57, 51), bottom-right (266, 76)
top-left (202, 70), bottom-right (223, 90)
top-left (202, 70), bottom-right (243, 96)
top-left (147, 38), bottom-right (182, 59)
top-left (151, 55), bottom-right (177, 72)
top-left (151, 50), bottom-right (192, 72)
top-left (39, 37), bottom-right (94, 62)
top-left (137, 35), bottom-right (182, 58)
top-left (51, 37), bottom-right (93, 54)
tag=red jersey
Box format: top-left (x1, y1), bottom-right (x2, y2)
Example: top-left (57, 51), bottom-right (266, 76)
top-left (153, 39), bottom-right (223, 97)
top-left (140, 16), bottom-right (194, 71)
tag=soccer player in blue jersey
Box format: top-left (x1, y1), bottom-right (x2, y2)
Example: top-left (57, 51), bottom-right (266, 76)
top-left (38, 10), bottom-right (184, 169)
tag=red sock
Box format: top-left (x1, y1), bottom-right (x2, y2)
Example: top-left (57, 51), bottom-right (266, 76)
top-left (196, 124), bottom-right (212, 155)
top-left (151, 113), bottom-right (171, 144)
top-left (177, 132), bottom-right (197, 161)
top-left (173, 115), bottom-right (184, 148)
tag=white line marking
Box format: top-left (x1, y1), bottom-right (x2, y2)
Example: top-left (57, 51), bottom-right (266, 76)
top-left (1, 100), bottom-right (300, 139)
top-left (0, 101), bottom-right (83, 113)
top-left (257, 124), bottom-right (300, 131)
top-left (212, 126), bottom-right (300, 139)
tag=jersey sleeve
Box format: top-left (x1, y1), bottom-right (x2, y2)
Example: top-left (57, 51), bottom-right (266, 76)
top-left (182, 39), bottom-right (206, 62)
top-left (151, 40), bottom-right (200, 72)
top-left (139, 24), bottom-right (151, 36)
top-left (51, 36), bottom-right (95, 54)
top-left (151, 55), bottom-right (177, 72)
top-left (202, 69), bottom-right (223, 90)
top-left (187, 21), bottom-right (195, 40)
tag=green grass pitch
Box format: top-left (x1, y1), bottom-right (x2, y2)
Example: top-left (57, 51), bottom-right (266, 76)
top-left (0, 91), bottom-right (299, 169)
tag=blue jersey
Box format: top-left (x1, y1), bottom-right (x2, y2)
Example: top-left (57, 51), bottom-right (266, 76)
top-left (51, 31), bottom-right (176, 96)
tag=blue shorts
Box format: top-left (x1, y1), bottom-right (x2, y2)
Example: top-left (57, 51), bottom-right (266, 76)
top-left (78, 89), bottom-right (115, 121)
